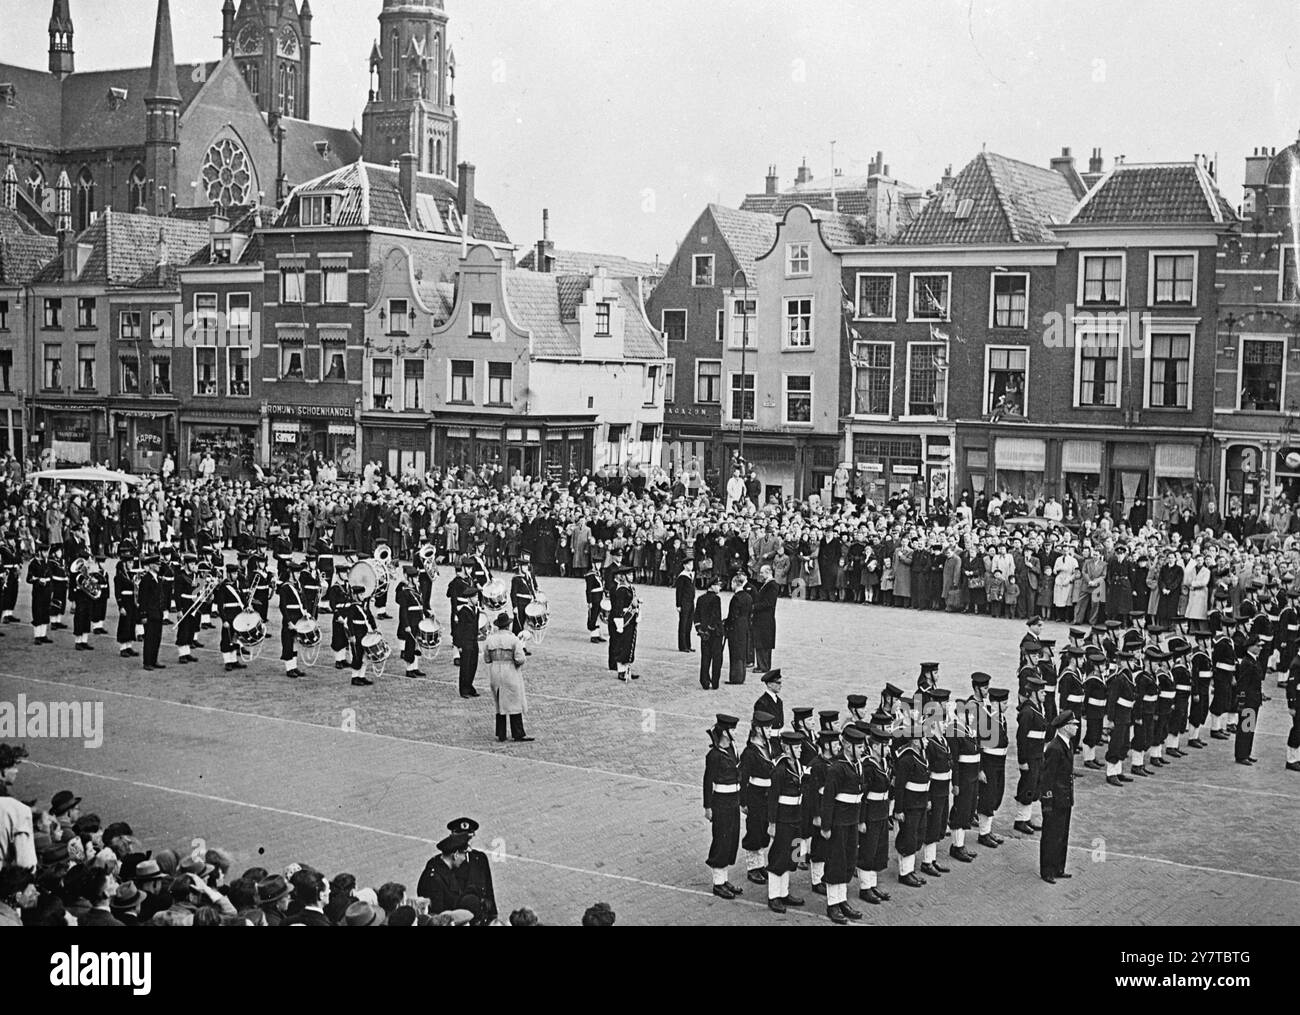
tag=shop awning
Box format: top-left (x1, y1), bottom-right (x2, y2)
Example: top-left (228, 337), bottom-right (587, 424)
top-left (1155, 443), bottom-right (1197, 478)
top-left (1062, 440), bottom-right (1103, 474)
top-left (995, 437), bottom-right (1046, 471)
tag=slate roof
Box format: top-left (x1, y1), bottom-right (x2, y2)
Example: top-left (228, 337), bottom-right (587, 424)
top-left (517, 248), bottom-right (663, 279)
top-left (1068, 163), bottom-right (1237, 225)
top-left (0, 60), bottom-right (217, 151)
top-left (0, 232), bottom-right (58, 286)
top-left (814, 210), bottom-right (872, 248)
top-left (279, 119), bottom-right (363, 190)
top-left (502, 270), bottom-right (664, 360)
top-left (30, 209), bottom-right (210, 287)
top-left (278, 161), bottom-right (510, 244)
top-left (707, 204), bottom-right (779, 283)
top-left (896, 152), bottom-right (1078, 246)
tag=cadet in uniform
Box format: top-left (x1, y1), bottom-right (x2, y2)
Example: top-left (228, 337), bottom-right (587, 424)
top-left (807, 723), bottom-right (838, 895)
top-left (975, 678), bottom-right (1010, 848)
top-left (739, 712), bottom-right (776, 885)
top-left (277, 561), bottom-right (306, 680)
top-left (1057, 646), bottom-right (1086, 754)
top-left (1081, 648), bottom-right (1110, 769)
top-left (855, 713), bottom-right (894, 904)
top-left (1209, 612), bottom-right (1238, 740)
top-left (1235, 636), bottom-right (1265, 765)
top-left (447, 557), bottom-right (480, 697)
top-left (172, 554), bottom-right (199, 666)
top-left (395, 565), bottom-right (427, 679)
top-left (214, 564), bottom-right (247, 672)
top-left (346, 583), bottom-right (376, 687)
top-left (764, 729), bottom-right (807, 914)
top-left (1104, 651), bottom-right (1138, 786)
top-left (893, 721), bottom-right (931, 889)
top-left (1038, 711), bottom-right (1079, 884)
top-left (947, 696), bottom-right (980, 863)
top-left (1133, 649), bottom-right (1161, 776)
top-left (509, 552), bottom-right (539, 636)
top-left (1013, 674), bottom-right (1047, 835)
top-left (328, 568), bottom-right (352, 669)
top-left (819, 724), bottom-right (866, 923)
top-left (1166, 638), bottom-right (1192, 757)
top-left (137, 555), bottom-right (165, 671)
top-left (1285, 652), bottom-right (1300, 771)
top-left (608, 567), bottom-right (639, 682)
top-left (585, 560), bottom-right (606, 643)
top-left (920, 687), bottom-right (952, 878)
top-left (703, 714), bottom-right (743, 899)
top-left (1187, 621), bottom-right (1214, 748)
top-left (26, 544), bottom-right (53, 645)
top-left (675, 554), bottom-right (696, 653)
top-left (70, 549), bottom-right (95, 652)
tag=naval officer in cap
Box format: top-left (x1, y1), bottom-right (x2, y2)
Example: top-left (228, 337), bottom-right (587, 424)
top-left (1039, 711), bottom-right (1079, 884)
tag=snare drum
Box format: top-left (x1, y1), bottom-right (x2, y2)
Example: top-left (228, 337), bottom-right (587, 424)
top-left (293, 618), bottom-right (321, 647)
top-left (361, 632), bottom-right (391, 664)
top-left (416, 618), bottom-right (442, 649)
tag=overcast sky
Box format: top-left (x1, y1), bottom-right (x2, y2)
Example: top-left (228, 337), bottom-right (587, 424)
top-left (3, 0), bottom-right (1298, 261)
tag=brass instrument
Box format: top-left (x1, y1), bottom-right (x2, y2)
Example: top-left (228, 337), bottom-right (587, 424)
top-left (71, 558), bottom-right (106, 599)
top-left (418, 544), bottom-right (439, 581)
top-left (179, 572), bottom-right (218, 623)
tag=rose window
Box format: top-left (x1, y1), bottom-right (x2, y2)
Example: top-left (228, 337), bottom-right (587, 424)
top-left (201, 139), bottom-right (252, 210)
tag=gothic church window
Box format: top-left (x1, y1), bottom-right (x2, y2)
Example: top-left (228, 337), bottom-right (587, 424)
top-left (201, 138), bottom-right (252, 211)
top-left (128, 166), bottom-right (147, 212)
top-left (76, 168), bottom-right (95, 232)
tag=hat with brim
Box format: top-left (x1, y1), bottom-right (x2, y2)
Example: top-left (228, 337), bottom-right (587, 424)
top-left (343, 901), bottom-right (387, 927)
top-left (1052, 710), bottom-right (1079, 729)
top-left (110, 882), bottom-right (143, 911)
top-left (50, 791), bottom-right (81, 816)
top-left (132, 859), bottom-right (166, 883)
top-left (256, 874), bottom-right (291, 905)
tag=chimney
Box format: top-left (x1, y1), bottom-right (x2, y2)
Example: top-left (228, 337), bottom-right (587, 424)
top-left (457, 161), bottom-right (476, 238)
top-left (1050, 146), bottom-right (1076, 177)
top-left (535, 207), bottom-right (554, 272)
top-left (1089, 147), bottom-right (1103, 174)
top-left (765, 165), bottom-right (778, 196)
top-left (940, 165), bottom-right (955, 191)
top-left (398, 152), bottom-right (419, 223)
top-left (795, 158), bottom-right (812, 186)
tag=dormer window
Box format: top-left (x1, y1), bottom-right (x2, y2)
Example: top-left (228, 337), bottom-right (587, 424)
top-left (300, 195), bottom-right (334, 227)
top-left (595, 302), bottom-right (611, 336)
top-left (212, 236), bottom-right (233, 264)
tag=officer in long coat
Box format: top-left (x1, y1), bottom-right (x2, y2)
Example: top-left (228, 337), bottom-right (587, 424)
top-left (1038, 711), bottom-right (1079, 883)
top-left (445, 817), bottom-right (498, 922)
top-left (750, 565), bottom-right (778, 672)
top-left (485, 613), bottom-right (532, 743)
top-left (725, 574), bottom-right (753, 685)
top-left (695, 573), bottom-right (725, 690)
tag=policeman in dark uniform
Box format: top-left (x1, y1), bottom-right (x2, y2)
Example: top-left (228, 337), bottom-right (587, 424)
top-left (396, 565), bottom-right (426, 679)
top-left (445, 817), bottom-right (497, 923)
top-left (675, 554), bottom-right (696, 652)
top-left (1013, 674), bottom-right (1047, 834)
top-left (137, 555), bottom-right (166, 671)
top-left (417, 833), bottom-right (469, 914)
top-left (764, 729), bottom-right (807, 914)
top-left (1105, 651), bottom-right (1138, 786)
top-left (739, 711), bottom-right (776, 885)
top-left (855, 713), bottom-right (894, 904)
top-left (703, 713), bottom-right (743, 899)
top-left (277, 561), bottom-right (306, 680)
top-left (753, 669), bottom-right (785, 730)
top-left (974, 676), bottom-right (1009, 848)
top-left (920, 687), bottom-right (952, 878)
top-left (820, 724), bottom-right (866, 923)
top-left (1039, 710), bottom-right (1079, 884)
top-left (947, 695), bottom-right (980, 863)
top-left (893, 719), bottom-right (930, 889)
top-left (447, 557), bottom-right (480, 696)
top-left (695, 572), bottom-right (724, 690)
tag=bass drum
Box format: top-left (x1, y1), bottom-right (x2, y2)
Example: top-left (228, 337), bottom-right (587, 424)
top-left (347, 560), bottom-right (380, 601)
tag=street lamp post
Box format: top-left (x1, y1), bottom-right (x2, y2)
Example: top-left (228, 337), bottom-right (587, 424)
top-left (733, 268), bottom-right (750, 465)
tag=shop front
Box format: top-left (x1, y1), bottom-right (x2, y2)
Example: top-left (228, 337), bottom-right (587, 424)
top-left (0, 404), bottom-right (23, 458)
top-left (182, 411), bottom-right (262, 479)
top-left (849, 434), bottom-right (925, 506)
top-left (1217, 435), bottom-right (1300, 515)
top-left (361, 415), bottom-right (431, 478)
top-left (434, 416), bottom-right (595, 481)
top-left (663, 406), bottom-right (721, 489)
top-left (719, 432), bottom-right (843, 503)
top-left (266, 403), bottom-right (359, 476)
top-left (109, 406), bottom-right (177, 476)
top-left (34, 402), bottom-right (103, 467)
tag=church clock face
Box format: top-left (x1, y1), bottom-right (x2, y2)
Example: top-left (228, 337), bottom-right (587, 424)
top-left (201, 138), bottom-right (253, 211)
top-left (278, 26), bottom-right (299, 59)
top-left (236, 24), bottom-right (262, 56)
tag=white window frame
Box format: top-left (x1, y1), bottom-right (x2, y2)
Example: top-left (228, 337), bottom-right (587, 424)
top-left (988, 272), bottom-right (1030, 330)
top-left (486, 360), bottom-right (512, 407)
top-left (194, 293), bottom-right (219, 345)
top-left (226, 346), bottom-right (251, 398)
top-left (1142, 321), bottom-right (1196, 411)
top-left (1147, 251), bottom-right (1198, 308)
top-left (984, 344), bottom-right (1030, 415)
top-left (854, 272), bottom-right (896, 322)
top-left (783, 296), bottom-right (814, 351)
top-left (279, 264), bottom-right (306, 304)
top-left (1236, 334), bottom-right (1287, 412)
top-left (664, 357), bottom-right (676, 404)
top-left (903, 340), bottom-right (946, 419)
top-left (851, 341), bottom-right (894, 419)
top-left (300, 194), bottom-right (334, 227)
top-left (76, 344), bottom-right (96, 391)
top-left (279, 343), bottom-right (306, 381)
top-left (729, 297), bottom-right (757, 349)
top-left (77, 297), bottom-right (96, 329)
top-left (322, 264), bottom-right (348, 304)
top-left (1072, 322), bottom-right (1125, 408)
top-left (388, 298), bottom-right (410, 335)
top-left (448, 359), bottom-right (475, 404)
top-left (118, 310), bottom-right (141, 341)
top-left (193, 346), bottom-right (218, 397)
top-left (402, 357), bottom-right (426, 411)
top-left (782, 372), bottom-right (814, 426)
top-left (661, 308), bottom-right (687, 344)
top-left (117, 355), bottom-right (138, 395)
top-left (227, 292), bottom-right (252, 345)
top-left (726, 369), bottom-right (756, 423)
top-left (908, 272), bottom-right (952, 323)
top-left (1077, 251), bottom-right (1127, 307)
top-left (691, 254), bottom-right (715, 287)
top-left (371, 356), bottom-right (394, 411)
top-left (150, 310), bottom-right (173, 347)
top-left (471, 302), bottom-right (493, 337)
top-left (695, 358), bottom-right (722, 405)
top-left (786, 242), bottom-right (811, 277)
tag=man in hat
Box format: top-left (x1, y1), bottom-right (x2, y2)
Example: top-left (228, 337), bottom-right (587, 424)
top-left (1038, 711), bottom-right (1079, 883)
top-left (256, 874), bottom-right (293, 927)
top-left (447, 557), bottom-right (480, 695)
top-left (1020, 616), bottom-right (1044, 660)
top-left (138, 555), bottom-right (166, 671)
top-left (1285, 652), bottom-right (1300, 771)
top-left (445, 817), bottom-right (498, 921)
top-left (585, 557), bottom-right (606, 644)
top-left (418, 832), bottom-right (472, 914)
top-left (46, 543), bottom-right (68, 631)
top-left (855, 713), bottom-right (894, 903)
top-left (109, 881), bottom-right (145, 927)
top-left (1013, 675), bottom-right (1048, 834)
top-left (1057, 646), bottom-right (1086, 754)
top-left (300, 551), bottom-right (323, 621)
top-left (893, 716), bottom-right (930, 889)
top-left (1104, 652), bottom-right (1138, 786)
top-left (1132, 649), bottom-right (1161, 775)
top-left (1209, 613), bottom-right (1239, 740)
top-left (751, 564), bottom-right (778, 672)
top-left (131, 859), bottom-right (170, 922)
top-left (510, 551), bottom-right (539, 636)
top-left (277, 560), bottom-right (306, 680)
top-left (920, 688), bottom-right (953, 878)
top-left (947, 696), bottom-right (981, 863)
top-left (1081, 648), bottom-right (1110, 768)
top-left (695, 572), bottom-right (725, 690)
top-left (754, 670), bottom-right (786, 731)
top-left (1235, 636), bottom-right (1265, 765)
top-left (820, 725), bottom-right (867, 922)
top-left (26, 543), bottom-right (53, 646)
top-left (485, 612), bottom-right (532, 742)
top-left (1186, 620), bottom-right (1214, 748)
top-left (765, 730), bottom-right (808, 914)
top-left (807, 724), bottom-right (838, 893)
top-left (739, 712), bottom-right (776, 885)
top-left (675, 554), bottom-right (696, 653)
top-left (703, 714), bottom-right (744, 899)
top-left (917, 661), bottom-right (940, 693)
top-left (113, 542), bottom-right (139, 656)
top-left (395, 564), bottom-right (427, 679)
top-left (608, 566), bottom-right (639, 682)
top-left (327, 565), bottom-right (353, 670)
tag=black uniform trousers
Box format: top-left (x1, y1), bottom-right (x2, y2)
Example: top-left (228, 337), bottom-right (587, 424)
top-left (1106, 716), bottom-right (1132, 763)
top-left (176, 611), bottom-right (198, 649)
top-left (767, 820), bottom-right (799, 877)
top-left (116, 602), bottom-right (137, 644)
top-left (856, 818), bottom-right (889, 873)
top-left (31, 584), bottom-right (51, 626)
top-left (1, 570), bottom-right (17, 613)
top-left (280, 625), bottom-right (296, 663)
top-left (677, 602), bottom-right (694, 651)
top-left (1014, 756), bottom-right (1041, 806)
top-left (894, 807), bottom-right (925, 856)
top-left (1234, 708), bottom-right (1258, 762)
top-left (925, 782), bottom-right (950, 844)
top-left (1039, 803), bottom-right (1072, 878)
top-left (699, 634), bottom-right (723, 689)
top-left (73, 594), bottom-right (93, 636)
top-left (741, 799), bottom-right (769, 853)
top-left (142, 618), bottom-right (163, 667)
top-left (949, 764), bottom-right (979, 829)
top-left (1190, 682), bottom-right (1211, 730)
top-left (706, 802), bottom-right (740, 869)
top-left (586, 600), bottom-right (602, 633)
top-left (1083, 705), bottom-right (1106, 748)
top-left (400, 632), bottom-right (419, 665)
top-left (91, 588), bottom-right (108, 626)
top-left (824, 824), bottom-right (860, 885)
top-left (977, 755), bottom-right (1006, 816)
top-left (458, 640), bottom-right (479, 694)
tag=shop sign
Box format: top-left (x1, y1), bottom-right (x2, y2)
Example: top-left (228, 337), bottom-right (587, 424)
top-left (327, 424), bottom-right (354, 437)
top-left (893, 464), bottom-right (920, 476)
top-left (856, 461), bottom-right (884, 473)
top-left (266, 403), bottom-right (354, 419)
top-left (52, 416), bottom-right (90, 443)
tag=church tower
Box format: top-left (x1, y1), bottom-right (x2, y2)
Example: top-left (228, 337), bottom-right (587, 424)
top-left (144, 0), bottom-right (181, 214)
top-left (361, 0), bottom-right (459, 181)
top-left (48, 0), bottom-right (75, 79)
top-left (229, 1), bottom-right (312, 119)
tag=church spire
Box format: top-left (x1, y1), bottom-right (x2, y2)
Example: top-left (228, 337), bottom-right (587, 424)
top-left (48, 0), bottom-right (75, 79)
top-left (146, 0), bottom-right (181, 102)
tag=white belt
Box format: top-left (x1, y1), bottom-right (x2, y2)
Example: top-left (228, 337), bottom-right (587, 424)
top-left (1159, 691), bottom-right (1176, 699)
top-left (1175, 685), bottom-right (1191, 692)
top-left (834, 792), bottom-right (863, 804)
top-left (1288, 625), bottom-right (1299, 632)
top-left (747, 777), bottom-right (772, 788)
top-left (1197, 672), bottom-right (1212, 680)
top-left (930, 771), bottom-right (951, 781)
top-left (1066, 694), bottom-right (1084, 703)
top-left (982, 747), bottom-right (1008, 756)
top-left (1086, 698), bottom-right (1107, 707)
top-left (1027, 730), bottom-right (1046, 740)
top-left (957, 754), bottom-right (980, 764)
top-left (712, 783), bottom-right (739, 794)
top-left (777, 795), bottom-right (801, 806)
top-left (904, 781), bottom-right (930, 793)
top-left (1215, 663), bottom-right (1236, 671)
top-left (1117, 697), bottom-right (1135, 709)
top-left (1143, 695), bottom-right (1158, 702)
top-left (866, 791), bottom-right (889, 801)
